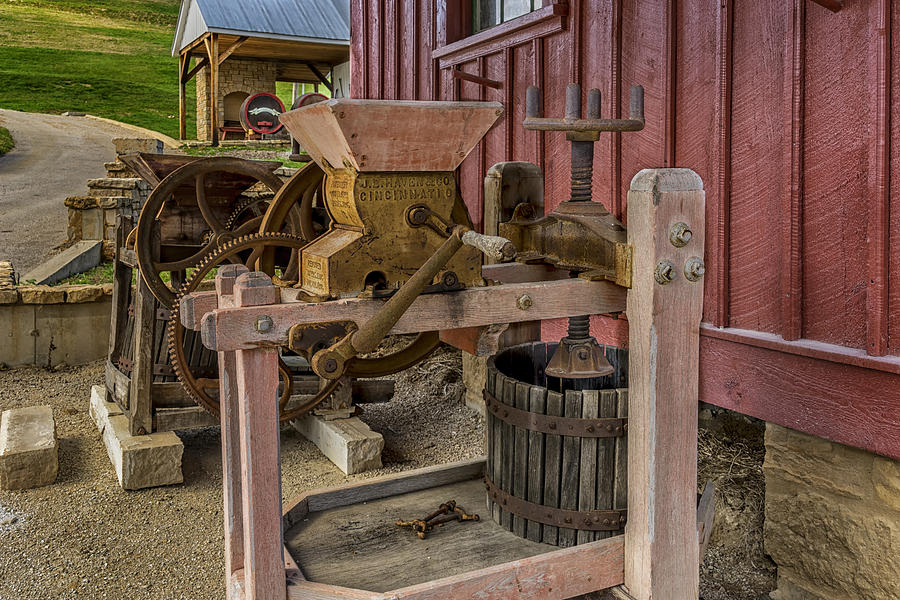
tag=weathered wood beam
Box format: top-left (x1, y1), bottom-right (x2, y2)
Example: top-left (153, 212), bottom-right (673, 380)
top-left (304, 62), bottom-right (333, 92)
top-left (183, 56), bottom-right (210, 84)
top-left (178, 53), bottom-right (187, 139)
top-left (187, 279), bottom-right (626, 351)
top-left (209, 33), bottom-right (220, 146)
top-left (218, 36), bottom-right (249, 66)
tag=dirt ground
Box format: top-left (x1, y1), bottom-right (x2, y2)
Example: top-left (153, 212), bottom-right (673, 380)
top-left (0, 348), bottom-right (774, 600)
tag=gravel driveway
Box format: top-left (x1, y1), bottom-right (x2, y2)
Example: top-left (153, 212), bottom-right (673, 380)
top-left (0, 109), bottom-right (141, 274)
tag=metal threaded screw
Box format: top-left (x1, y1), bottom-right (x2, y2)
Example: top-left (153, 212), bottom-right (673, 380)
top-left (684, 257), bottom-right (706, 282)
top-left (255, 315), bottom-right (273, 333)
top-left (654, 261), bottom-right (676, 285)
top-left (669, 222), bottom-right (693, 247)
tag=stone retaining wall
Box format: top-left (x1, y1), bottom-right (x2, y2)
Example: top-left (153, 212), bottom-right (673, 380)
top-left (0, 284), bottom-right (112, 368)
top-left (764, 423), bottom-right (900, 599)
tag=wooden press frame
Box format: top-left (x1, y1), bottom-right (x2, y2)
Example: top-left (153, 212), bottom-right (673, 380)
top-left (183, 168), bottom-right (706, 600)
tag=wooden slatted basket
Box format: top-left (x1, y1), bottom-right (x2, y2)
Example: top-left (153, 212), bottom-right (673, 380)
top-left (485, 341), bottom-right (628, 547)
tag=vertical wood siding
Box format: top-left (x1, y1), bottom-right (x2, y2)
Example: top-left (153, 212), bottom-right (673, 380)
top-left (350, 0), bottom-right (900, 453)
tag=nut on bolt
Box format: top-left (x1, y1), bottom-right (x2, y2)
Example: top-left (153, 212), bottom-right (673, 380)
top-left (255, 315), bottom-right (273, 333)
top-left (654, 260), bottom-right (676, 285)
top-left (517, 294), bottom-right (533, 310)
top-left (684, 257), bottom-right (706, 282)
top-left (669, 222), bottom-right (693, 247)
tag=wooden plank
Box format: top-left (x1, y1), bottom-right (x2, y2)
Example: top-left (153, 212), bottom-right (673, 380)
top-left (500, 374), bottom-right (517, 531)
top-left (490, 371), bottom-right (504, 526)
top-left (178, 53), bottom-right (187, 139)
top-left (512, 381), bottom-right (531, 538)
top-left (595, 389), bottom-right (618, 541)
top-left (577, 390), bottom-right (599, 545)
top-left (105, 360), bottom-right (130, 408)
top-left (386, 535), bottom-right (624, 600)
top-left (699, 334), bottom-right (900, 461)
top-left (218, 36), bottom-right (249, 65)
top-left (282, 458), bottom-right (486, 523)
top-left (108, 219), bottom-right (131, 361)
top-left (525, 383), bottom-right (546, 543)
top-left (153, 406), bottom-right (218, 431)
top-left (541, 390), bottom-right (563, 545)
top-left (625, 169), bottom-right (704, 599)
top-left (129, 277), bottom-right (155, 435)
top-left (201, 279), bottom-right (627, 351)
top-left (558, 389), bottom-right (581, 547)
top-left (486, 364), bottom-right (499, 524)
top-left (209, 33), bottom-right (219, 146)
top-left (612, 389), bottom-right (629, 513)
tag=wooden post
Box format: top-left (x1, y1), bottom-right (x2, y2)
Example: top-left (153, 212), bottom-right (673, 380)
top-left (233, 272), bottom-right (285, 600)
top-left (215, 264), bottom-right (250, 583)
top-left (178, 53), bottom-right (187, 140)
top-left (624, 169), bottom-right (705, 600)
top-left (129, 274), bottom-right (155, 435)
top-left (208, 33), bottom-right (220, 146)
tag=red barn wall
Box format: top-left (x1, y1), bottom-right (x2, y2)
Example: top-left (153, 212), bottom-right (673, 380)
top-left (350, 0), bottom-right (900, 459)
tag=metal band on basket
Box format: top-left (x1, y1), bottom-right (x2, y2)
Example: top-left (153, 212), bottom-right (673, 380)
top-left (484, 475), bottom-right (626, 531)
top-left (483, 389), bottom-right (627, 438)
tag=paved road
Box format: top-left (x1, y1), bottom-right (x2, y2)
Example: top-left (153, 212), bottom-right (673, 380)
top-left (0, 109), bottom-right (139, 274)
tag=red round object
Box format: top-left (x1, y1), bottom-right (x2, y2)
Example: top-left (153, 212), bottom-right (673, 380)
top-left (292, 92), bottom-right (328, 111)
top-left (239, 92), bottom-right (286, 135)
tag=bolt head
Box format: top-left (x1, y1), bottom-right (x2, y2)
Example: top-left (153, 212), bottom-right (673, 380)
top-left (254, 315), bottom-right (273, 333)
top-left (324, 358), bottom-right (338, 373)
top-left (654, 260), bottom-right (676, 285)
top-left (670, 222), bottom-right (693, 247)
top-left (684, 257), bottom-right (706, 282)
top-left (517, 294), bottom-right (534, 310)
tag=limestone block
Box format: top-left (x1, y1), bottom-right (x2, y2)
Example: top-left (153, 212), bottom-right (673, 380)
top-left (64, 285), bottom-right (104, 303)
top-left (764, 424), bottom-right (900, 600)
top-left (80, 208), bottom-right (104, 240)
top-left (102, 414), bottom-right (183, 490)
top-left (462, 352), bottom-right (487, 416)
top-left (67, 208), bottom-right (83, 242)
top-left (0, 289), bottom-right (18, 304)
top-left (292, 415), bottom-right (383, 475)
top-left (113, 138), bottom-right (163, 155)
top-left (89, 385), bottom-right (122, 431)
top-left (64, 196), bottom-right (96, 210)
top-left (19, 285), bottom-right (65, 304)
top-left (0, 406), bottom-right (58, 490)
top-left (101, 283), bottom-right (114, 295)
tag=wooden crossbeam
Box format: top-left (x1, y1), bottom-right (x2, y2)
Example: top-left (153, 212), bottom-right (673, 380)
top-left (183, 56), bottom-right (209, 83)
top-left (218, 36), bottom-right (249, 66)
top-left (304, 62), bottom-right (333, 92)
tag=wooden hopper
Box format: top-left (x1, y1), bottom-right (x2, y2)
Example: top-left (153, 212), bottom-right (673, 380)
top-left (278, 99), bottom-right (504, 172)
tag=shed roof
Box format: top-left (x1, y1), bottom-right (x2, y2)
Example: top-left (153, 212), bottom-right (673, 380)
top-left (172, 0), bottom-right (350, 56)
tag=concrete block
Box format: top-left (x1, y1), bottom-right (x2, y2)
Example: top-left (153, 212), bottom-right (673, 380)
top-left (101, 414), bottom-right (183, 490)
top-left (0, 406), bottom-right (58, 490)
top-left (113, 138), bottom-right (163, 155)
top-left (21, 241), bottom-right (102, 285)
top-left (292, 415), bottom-right (383, 475)
top-left (0, 304), bottom-right (35, 367)
top-left (89, 385), bottom-right (122, 431)
top-left (34, 299), bottom-right (111, 367)
top-left (80, 209), bottom-right (105, 240)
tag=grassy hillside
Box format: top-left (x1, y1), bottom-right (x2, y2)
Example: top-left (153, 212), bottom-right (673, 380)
top-left (0, 126), bottom-right (13, 154)
top-left (0, 0), bottom-right (194, 138)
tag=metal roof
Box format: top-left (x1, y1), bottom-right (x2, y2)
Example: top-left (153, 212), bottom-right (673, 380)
top-left (172, 0), bottom-right (350, 56)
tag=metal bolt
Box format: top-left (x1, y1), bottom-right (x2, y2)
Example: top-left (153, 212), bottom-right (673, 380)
top-left (577, 349), bottom-right (589, 360)
top-left (255, 315), bottom-right (273, 333)
top-left (684, 257), bottom-right (706, 282)
top-left (324, 358), bottom-right (338, 373)
top-left (654, 260), bottom-right (676, 285)
top-left (442, 271), bottom-right (458, 288)
top-left (670, 222), bottom-right (692, 247)
top-left (517, 294), bottom-right (534, 310)
top-left (408, 206), bottom-right (429, 225)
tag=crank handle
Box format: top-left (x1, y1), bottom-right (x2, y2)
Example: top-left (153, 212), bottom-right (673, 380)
top-left (460, 230), bottom-right (516, 262)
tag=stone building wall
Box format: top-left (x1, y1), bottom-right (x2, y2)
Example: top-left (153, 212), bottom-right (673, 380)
top-left (764, 423), bottom-right (900, 599)
top-left (196, 58), bottom-right (278, 141)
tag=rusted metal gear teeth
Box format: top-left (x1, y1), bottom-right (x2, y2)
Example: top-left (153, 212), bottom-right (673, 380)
top-left (167, 231), bottom-right (307, 420)
top-left (222, 196), bottom-right (272, 231)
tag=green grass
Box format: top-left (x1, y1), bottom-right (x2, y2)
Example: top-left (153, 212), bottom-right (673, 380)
top-left (0, 125), bottom-right (13, 155)
top-left (54, 262), bottom-right (219, 286)
top-left (0, 0), bottom-right (195, 138)
top-left (179, 143), bottom-right (309, 168)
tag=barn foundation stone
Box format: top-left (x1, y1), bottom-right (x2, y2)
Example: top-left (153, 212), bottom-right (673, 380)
top-left (764, 423), bottom-right (900, 600)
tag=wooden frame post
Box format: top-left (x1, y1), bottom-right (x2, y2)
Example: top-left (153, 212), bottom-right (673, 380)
top-left (205, 33), bottom-right (220, 146)
top-left (178, 53), bottom-right (187, 140)
top-left (129, 274), bottom-right (155, 435)
top-left (215, 265), bottom-right (251, 583)
top-left (624, 169), bottom-right (705, 599)
top-left (231, 272), bottom-right (285, 600)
